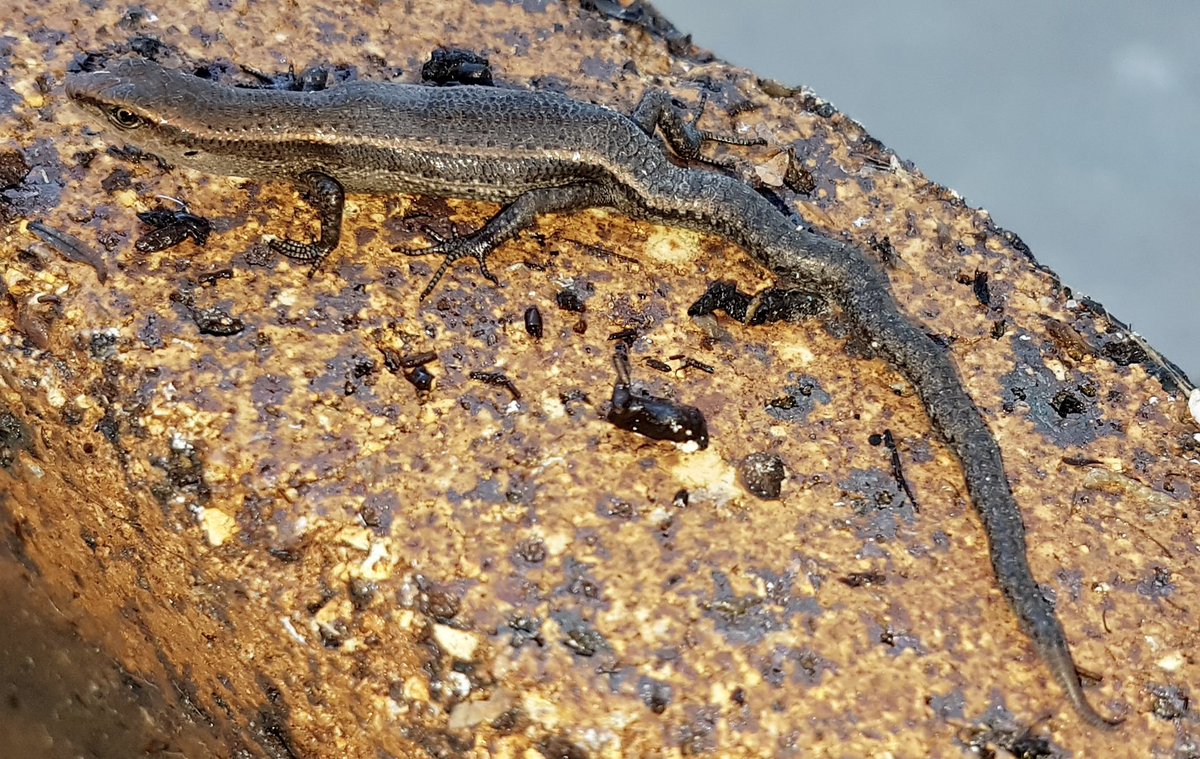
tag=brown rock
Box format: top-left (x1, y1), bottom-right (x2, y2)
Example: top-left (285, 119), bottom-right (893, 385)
top-left (1, 1), bottom-right (1196, 756)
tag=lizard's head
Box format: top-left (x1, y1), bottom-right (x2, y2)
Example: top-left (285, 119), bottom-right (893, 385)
top-left (65, 58), bottom-right (181, 133)
top-left (64, 57), bottom-right (325, 179)
top-left (64, 58), bottom-right (234, 170)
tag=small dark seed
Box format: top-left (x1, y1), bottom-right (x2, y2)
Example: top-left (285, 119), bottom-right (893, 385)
top-left (524, 305), bottom-right (543, 339)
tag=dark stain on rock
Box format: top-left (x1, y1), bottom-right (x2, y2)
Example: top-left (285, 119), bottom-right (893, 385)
top-left (539, 734), bottom-right (590, 759)
top-left (500, 614), bottom-right (544, 650)
top-left (558, 557), bottom-right (605, 607)
top-left (838, 468), bottom-right (916, 543)
top-left (678, 705), bottom-right (721, 756)
top-left (1146, 683), bottom-right (1190, 721)
top-left (2, 140), bottom-right (63, 221)
top-left (638, 675), bottom-right (673, 714)
top-left (149, 438), bottom-right (211, 508)
top-left (759, 645), bottom-right (834, 689)
top-left (956, 709), bottom-right (1066, 759)
top-left (553, 609), bottom-right (608, 658)
top-left (250, 372), bottom-right (293, 411)
top-left (764, 374), bottom-right (830, 423)
top-left (137, 313), bottom-right (164, 350)
top-left (1135, 565), bottom-right (1175, 599)
top-left (1000, 334), bottom-right (1117, 446)
top-left (359, 490), bottom-right (397, 533)
top-left (0, 409), bottom-right (32, 470)
top-left (1053, 568), bottom-right (1084, 604)
top-left (0, 77), bottom-right (19, 115)
top-left (700, 569), bottom-right (820, 646)
top-left (928, 689), bottom-right (966, 721)
top-left (867, 615), bottom-right (926, 657)
top-left (251, 680), bottom-right (302, 759)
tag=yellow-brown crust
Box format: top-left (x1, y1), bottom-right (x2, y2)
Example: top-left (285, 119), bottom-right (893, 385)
top-left (1, 0), bottom-right (1196, 756)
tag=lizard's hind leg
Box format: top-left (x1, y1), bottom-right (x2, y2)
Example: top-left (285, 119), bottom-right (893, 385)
top-left (394, 182), bottom-right (610, 299)
top-left (632, 89), bottom-right (765, 171)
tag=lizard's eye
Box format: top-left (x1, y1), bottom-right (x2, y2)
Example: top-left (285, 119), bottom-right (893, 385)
top-left (107, 107), bottom-right (143, 129)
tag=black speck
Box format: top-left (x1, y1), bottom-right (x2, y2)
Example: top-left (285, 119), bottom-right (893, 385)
top-left (0, 410), bottom-right (32, 470)
top-left (128, 36), bottom-right (168, 59)
top-left (192, 306), bottom-right (245, 336)
top-left (1008, 733), bottom-right (1056, 759)
top-left (421, 48), bottom-right (493, 87)
top-left (504, 615), bottom-right (544, 649)
top-left (89, 331), bottom-right (119, 360)
top-left (317, 620), bottom-right (345, 649)
top-left (348, 578), bottom-right (377, 609)
top-left (972, 269), bottom-right (991, 306)
top-left (469, 370), bottom-right (520, 401)
top-left (1135, 566), bottom-right (1175, 598)
top-left (1146, 683), bottom-right (1189, 720)
top-left (839, 571), bottom-right (886, 588)
top-left (149, 439), bottom-right (211, 505)
top-left (514, 538), bottom-right (546, 564)
top-left (417, 581), bottom-right (461, 622)
top-left (523, 305), bottom-right (543, 339)
top-left (1100, 337), bottom-right (1149, 367)
top-left (404, 364), bottom-right (434, 393)
top-left (1049, 390), bottom-right (1086, 418)
top-left (539, 736), bottom-right (589, 759)
top-left (0, 149), bottom-right (30, 189)
top-left (555, 287), bottom-right (586, 313)
top-left (738, 452), bottom-right (786, 500)
top-left (607, 327), bottom-right (639, 344)
top-left (637, 676), bottom-right (673, 714)
top-left (562, 624), bottom-right (606, 658)
top-left (688, 280), bottom-right (825, 325)
top-left (100, 167), bottom-right (133, 193)
top-left (116, 7), bottom-right (155, 29)
top-left (135, 208), bottom-right (212, 253)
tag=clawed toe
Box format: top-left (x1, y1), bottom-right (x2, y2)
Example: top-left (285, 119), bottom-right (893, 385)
top-left (268, 237), bottom-right (332, 278)
top-left (394, 226), bottom-right (500, 299)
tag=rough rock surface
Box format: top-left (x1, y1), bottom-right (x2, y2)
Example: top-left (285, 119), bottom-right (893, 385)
top-left (1, 1), bottom-right (1197, 756)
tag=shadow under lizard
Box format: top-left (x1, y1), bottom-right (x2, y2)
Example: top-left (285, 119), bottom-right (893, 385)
top-left (65, 58), bottom-right (1120, 728)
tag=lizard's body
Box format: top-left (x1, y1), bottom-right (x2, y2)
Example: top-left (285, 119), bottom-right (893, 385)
top-left (65, 58), bottom-right (1117, 727)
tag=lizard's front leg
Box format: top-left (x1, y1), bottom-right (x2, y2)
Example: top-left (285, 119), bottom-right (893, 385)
top-left (267, 170), bottom-right (345, 277)
top-left (397, 182), bottom-right (610, 299)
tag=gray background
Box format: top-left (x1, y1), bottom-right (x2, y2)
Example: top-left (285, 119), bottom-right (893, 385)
top-left (653, 0), bottom-right (1198, 382)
